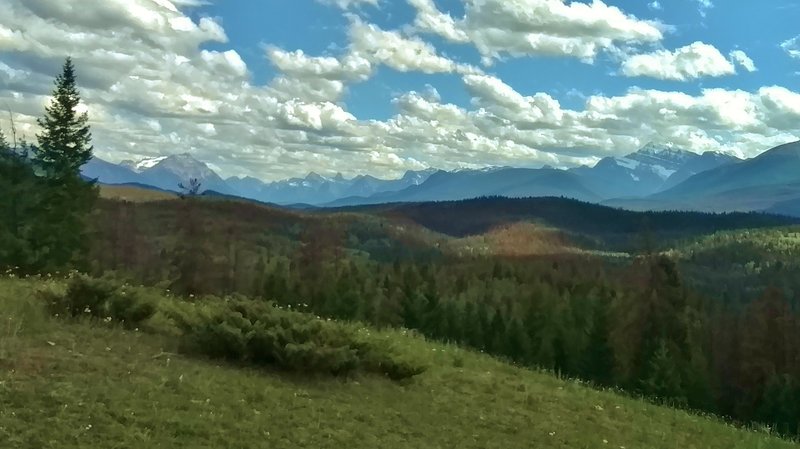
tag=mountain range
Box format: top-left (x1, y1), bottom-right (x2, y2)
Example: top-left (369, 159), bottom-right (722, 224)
top-left (81, 140), bottom-right (800, 216)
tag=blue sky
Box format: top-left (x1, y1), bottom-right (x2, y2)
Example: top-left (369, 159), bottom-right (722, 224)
top-left (1, 0), bottom-right (799, 180)
top-left (196, 0), bottom-right (796, 118)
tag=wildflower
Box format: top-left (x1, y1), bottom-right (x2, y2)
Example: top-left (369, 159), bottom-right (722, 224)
top-left (602, 439), bottom-right (608, 444)
top-left (84, 307), bottom-right (92, 314)
top-left (548, 432), bottom-right (556, 436)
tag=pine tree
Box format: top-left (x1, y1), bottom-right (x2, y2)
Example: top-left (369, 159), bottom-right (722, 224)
top-left (32, 57), bottom-right (98, 271)
top-left (0, 128), bottom-right (38, 271)
top-left (35, 57), bottom-right (93, 177)
top-left (642, 339), bottom-right (686, 404)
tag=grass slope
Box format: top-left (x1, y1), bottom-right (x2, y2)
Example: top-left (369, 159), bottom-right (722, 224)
top-left (1, 278), bottom-right (795, 449)
top-left (99, 184), bottom-right (177, 202)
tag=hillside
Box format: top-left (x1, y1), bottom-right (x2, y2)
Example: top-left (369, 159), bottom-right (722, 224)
top-left (1, 277), bottom-right (795, 449)
top-left (99, 184), bottom-right (177, 202)
top-left (342, 196), bottom-right (800, 251)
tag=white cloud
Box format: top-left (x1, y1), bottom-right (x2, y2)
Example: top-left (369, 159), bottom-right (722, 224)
top-left (782, 36), bottom-right (800, 59)
top-left (348, 18), bottom-right (459, 74)
top-left (621, 42), bottom-right (735, 81)
top-left (408, 0), bottom-right (665, 63)
top-left (266, 47), bottom-right (373, 102)
top-left (729, 50), bottom-right (757, 72)
top-left (406, 0), bottom-right (469, 43)
top-left (648, 1), bottom-right (662, 11)
top-left (317, 0), bottom-right (378, 10)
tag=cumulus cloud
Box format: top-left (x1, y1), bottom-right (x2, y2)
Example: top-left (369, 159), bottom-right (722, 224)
top-left (266, 47), bottom-right (373, 102)
top-left (406, 0), bottom-right (469, 43)
top-left (348, 17), bottom-right (462, 74)
top-left (621, 42), bottom-right (736, 81)
top-left (408, 0), bottom-right (664, 63)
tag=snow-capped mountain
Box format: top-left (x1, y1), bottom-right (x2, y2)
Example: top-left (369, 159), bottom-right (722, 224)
top-left (625, 142), bottom-right (698, 178)
top-left (84, 153), bottom-right (232, 195)
top-left (227, 169), bottom-right (438, 205)
top-left (134, 153), bottom-right (232, 194)
top-left (81, 143), bottom-right (744, 207)
top-left (120, 156), bottom-right (168, 173)
top-left (570, 143), bottom-right (728, 199)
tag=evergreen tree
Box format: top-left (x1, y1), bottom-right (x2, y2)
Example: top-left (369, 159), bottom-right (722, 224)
top-left (0, 130), bottom-right (40, 271)
top-left (33, 57), bottom-right (98, 271)
top-left (642, 339), bottom-right (686, 404)
top-left (35, 57), bottom-right (93, 177)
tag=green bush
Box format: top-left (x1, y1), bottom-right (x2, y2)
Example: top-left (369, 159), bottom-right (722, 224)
top-left (169, 297), bottom-right (426, 380)
top-left (41, 275), bottom-right (155, 329)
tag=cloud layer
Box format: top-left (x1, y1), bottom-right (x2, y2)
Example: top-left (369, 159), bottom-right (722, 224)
top-left (0, 0), bottom-right (798, 181)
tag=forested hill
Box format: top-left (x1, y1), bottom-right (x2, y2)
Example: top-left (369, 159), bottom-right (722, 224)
top-left (336, 196), bottom-right (800, 251)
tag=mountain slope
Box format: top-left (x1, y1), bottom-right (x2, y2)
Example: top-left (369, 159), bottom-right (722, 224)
top-left (660, 151), bottom-right (741, 191)
top-left (2, 277), bottom-right (795, 449)
top-left (227, 169), bottom-right (438, 205)
top-left (81, 157), bottom-right (142, 185)
top-left (570, 143), bottom-right (728, 199)
top-left (329, 168), bottom-right (598, 206)
top-left (83, 153), bottom-right (233, 194)
top-left (658, 141), bottom-right (800, 198)
top-left (332, 143), bottom-right (738, 207)
top-left (642, 140), bottom-right (800, 213)
top-left (137, 153), bottom-right (233, 194)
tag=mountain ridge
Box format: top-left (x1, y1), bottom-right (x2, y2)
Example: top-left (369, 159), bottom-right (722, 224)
top-left (81, 141), bottom-right (800, 214)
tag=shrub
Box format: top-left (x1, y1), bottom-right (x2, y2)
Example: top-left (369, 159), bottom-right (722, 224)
top-left (169, 297), bottom-right (427, 380)
top-left (41, 275), bottom-right (155, 329)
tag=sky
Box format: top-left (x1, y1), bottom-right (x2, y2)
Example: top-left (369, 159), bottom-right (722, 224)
top-left (0, 0), bottom-right (799, 181)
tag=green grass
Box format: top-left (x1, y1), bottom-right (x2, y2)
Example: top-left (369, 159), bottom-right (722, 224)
top-left (0, 277), bottom-right (796, 449)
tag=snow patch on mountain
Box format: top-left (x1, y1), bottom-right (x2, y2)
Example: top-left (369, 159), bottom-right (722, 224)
top-left (121, 156), bottom-right (168, 172)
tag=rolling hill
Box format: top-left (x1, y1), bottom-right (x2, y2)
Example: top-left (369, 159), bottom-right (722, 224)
top-left (339, 196), bottom-right (799, 251)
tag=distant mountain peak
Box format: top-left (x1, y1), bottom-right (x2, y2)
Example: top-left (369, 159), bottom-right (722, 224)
top-left (633, 142), bottom-right (695, 158)
top-left (121, 156), bottom-right (168, 173)
top-left (305, 172), bottom-right (328, 183)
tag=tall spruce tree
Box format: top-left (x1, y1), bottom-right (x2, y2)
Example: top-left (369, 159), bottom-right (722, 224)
top-left (35, 57), bottom-right (93, 177)
top-left (33, 57), bottom-right (98, 271)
